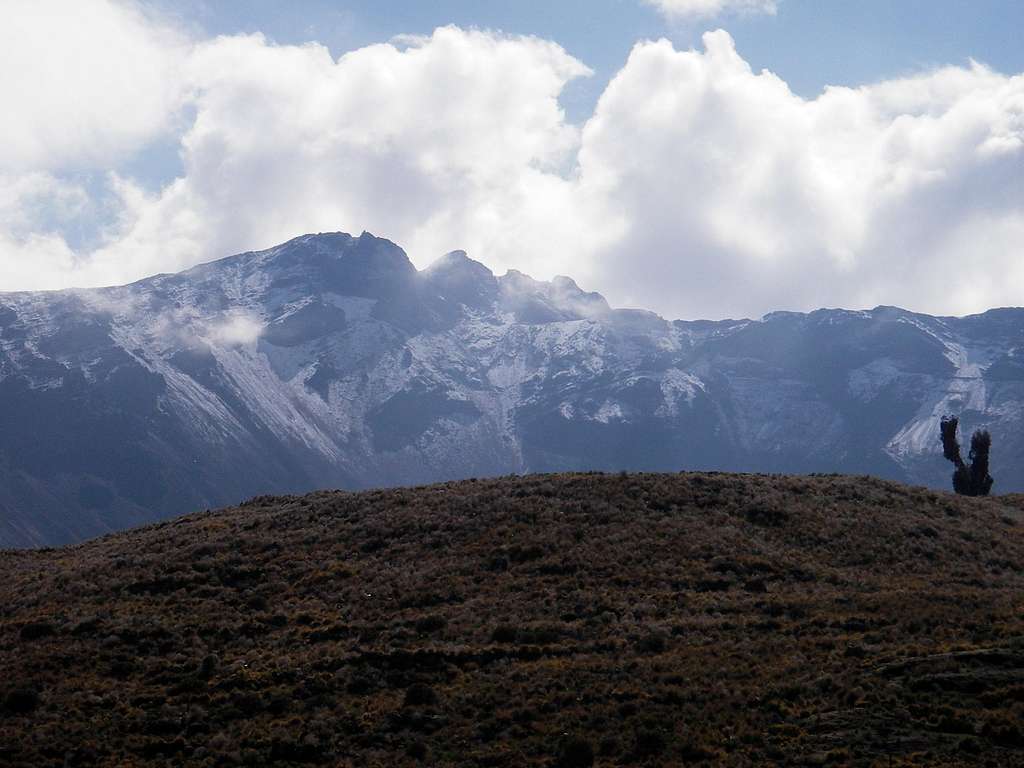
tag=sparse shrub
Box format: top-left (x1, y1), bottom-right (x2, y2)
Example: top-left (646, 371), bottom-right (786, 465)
top-left (491, 624), bottom-right (518, 643)
top-left (512, 707), bottom-right (539, 724)
top-left (4, 688), bottom-right (40, 714)
top-left (485, 554), bottom-right (509, 572)
top-left (361, 537), bottom-right (387, 553)
top-left (406, 741), bottom-right (428, 761)
top-left (958, 736), bottom-right (982, 754)
top-left (516, 624), bottom-right (563, 644)
top-left (744, 578), bottom-right (768, 594)
top-left (245, 593), bottom-right (268, 611)
top-left (19, 622), bottom-right (55, 641)
top-left (843, 643), bottom-right (867, 659)
top-left (414, 615), bottom-right (446, 634)
top-left (940, 416), bottom-right (994, 496)
top-left (598, 735), bottom-right (622, 757)
top-left (199, 653), bottom-right (220, 678)
top-left (507, 544), bottom-right (545, 564)
top-left (346, 673), bottom-right (376, 696)
top-left (403, 683), bottom-right (438, 707)
top-left (679, 738), bottom-right (718, 761)
top-left (556, 735), bottom-right (594, 768)
top-left (108, 659), bottom-right (134, 678)
top-left (632, 723), bottom-right (667, 758)
top-left (742, 503), bottom-right (788, 527)
top-left (636, 628), bottom-right (668, 654)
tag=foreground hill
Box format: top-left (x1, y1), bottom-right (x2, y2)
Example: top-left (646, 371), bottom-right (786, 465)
top-left (2, 473), bottom-right (1024, 766)
top-left (2, 231), bottom-right (1023, 547)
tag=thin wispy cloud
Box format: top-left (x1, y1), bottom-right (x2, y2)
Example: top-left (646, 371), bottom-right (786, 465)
top-left (642, 0), bottom-right (778, 20)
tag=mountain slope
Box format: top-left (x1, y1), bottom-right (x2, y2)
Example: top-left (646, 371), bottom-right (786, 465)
top-left (2, 473), bottom-right (1023, 766)
top-left (1, 232), bottom-right (1023, 546)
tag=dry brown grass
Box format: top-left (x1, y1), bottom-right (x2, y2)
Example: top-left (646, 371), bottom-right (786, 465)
top-left (1, 472), bottom-right (1023, 767)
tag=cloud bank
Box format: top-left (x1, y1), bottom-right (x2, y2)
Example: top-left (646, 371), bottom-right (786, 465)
top-left (1, 1), bottom-right (1022, 321)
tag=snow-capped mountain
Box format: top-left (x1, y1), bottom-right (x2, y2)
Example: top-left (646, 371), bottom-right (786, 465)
top-left (1, 232), bottom-right (1022, 547)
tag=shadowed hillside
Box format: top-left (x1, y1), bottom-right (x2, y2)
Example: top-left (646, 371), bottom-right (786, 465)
top-left (2, 473), bottom-right (1024, 766)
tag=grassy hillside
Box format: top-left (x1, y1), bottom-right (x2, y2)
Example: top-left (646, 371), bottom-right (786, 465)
top-left (2, 473), bottom-right (1024, 767)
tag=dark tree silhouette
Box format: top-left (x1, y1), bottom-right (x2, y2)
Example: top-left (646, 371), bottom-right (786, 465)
top-left (939, 416), bottom-right (993, 496)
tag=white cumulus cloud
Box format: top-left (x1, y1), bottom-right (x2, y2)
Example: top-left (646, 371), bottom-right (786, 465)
top-left (643, 0), bottom-right (778, 20)
top-left (0, 7), bottom-right (1022, 322)
top-left (0, 0), bottom-right (189, 172)
top-left (575, 30), bottom-right (1024, 318)
top-left (0, 173), bottom-right (93, 290)
top-left (0, 0), bottom-right (190, 290)
top-left (19, 24), bottom-right (597, 290)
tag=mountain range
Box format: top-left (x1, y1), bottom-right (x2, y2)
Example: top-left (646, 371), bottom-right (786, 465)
top-left (1, 231), bottom-right (1022, 547)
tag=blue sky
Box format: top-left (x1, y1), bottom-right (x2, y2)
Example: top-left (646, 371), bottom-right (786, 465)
top-left (164, 0), bottom-right (1024, 98)
top-left (1, 0), bottom-right (1022, 319)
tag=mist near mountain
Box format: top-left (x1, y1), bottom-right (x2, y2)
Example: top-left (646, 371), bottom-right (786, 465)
top-left (1, 231), bottom-right (1022, 547)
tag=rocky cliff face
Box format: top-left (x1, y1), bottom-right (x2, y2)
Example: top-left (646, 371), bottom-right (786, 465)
top-left (1, 231), bottom-right (1022, 546)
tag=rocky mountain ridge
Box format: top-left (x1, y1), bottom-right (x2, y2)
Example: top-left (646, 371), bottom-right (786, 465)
top-left (1, 231), bottom-right (1022, 546)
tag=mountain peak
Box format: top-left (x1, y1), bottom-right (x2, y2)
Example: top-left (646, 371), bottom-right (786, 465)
top-left (422, 249), bottom-right (498, 311)
top-left (425, 249), bottom-right (491, 275)
top-left (498, 269), bottom-right (610, 323)
top-left (253, 230), bottom-right (416, 299)
top-left (551, 275), bottom-right (581, 291)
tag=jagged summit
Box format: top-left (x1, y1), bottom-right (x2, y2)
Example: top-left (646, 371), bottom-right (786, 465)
top-left (425, 249), bottom-right (475, 269)
top-left (161, 232), bottom-right (614, 325)
top-left (260, 231), bottom-right (417, 296)
top-left (497, 268), bottom-right (612, 323)
top-left (549, 275), bottom-right (612, 319)
top-left (423, 249), bottom-right (498, 312)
